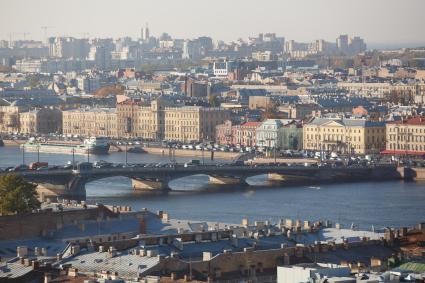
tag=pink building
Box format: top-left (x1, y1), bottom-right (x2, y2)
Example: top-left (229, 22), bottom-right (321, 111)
top-left (216, 120), bottom-right (261, 147)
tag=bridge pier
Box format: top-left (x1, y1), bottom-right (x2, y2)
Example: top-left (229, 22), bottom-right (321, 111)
top-left (208, 175), bottom-right (249, 187)
top-left (267, 173), bottom-right (317, 185)
top-left (131, 178), bottom-right (170, 192)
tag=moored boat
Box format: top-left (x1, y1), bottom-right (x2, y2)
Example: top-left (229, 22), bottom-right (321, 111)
top-left (21, 137), bottom-right (110, 155)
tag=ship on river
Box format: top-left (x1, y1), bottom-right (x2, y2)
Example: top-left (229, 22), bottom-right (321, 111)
top-left (21, 137), bottom-right (110, 155)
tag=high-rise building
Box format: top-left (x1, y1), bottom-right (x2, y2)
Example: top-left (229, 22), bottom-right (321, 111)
top-left (336, 34), bottom-right (349, 53)
top-left (141, 23), bottom-right (150, 42)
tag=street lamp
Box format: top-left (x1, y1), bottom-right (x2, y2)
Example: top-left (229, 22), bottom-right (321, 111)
top-left (22, 144), bottom-right (25, 165)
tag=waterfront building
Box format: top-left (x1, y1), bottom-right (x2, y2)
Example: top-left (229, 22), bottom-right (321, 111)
top-left (233, 121), bottom-right (261, 147)
top-left (0, 101), bottom-right (28, 134)
top-left (385, 116), bottom-right (425, 155)
top-left (117, 98), bottom-right (230, 142)
top-left (215, 120), bottom-right (233, 145)
top-left (19, 108), bottom-right (62, 135)
top-left (164, 105), bottom-right (228, 142)
top-left (256, 119), bottom-right (285, 148)
top-left (303, 117), bottom-right (386, 154)
top-left (278, 120), bottom-right (303, 150)
top-left (62, 108), bottom-right (118, 137)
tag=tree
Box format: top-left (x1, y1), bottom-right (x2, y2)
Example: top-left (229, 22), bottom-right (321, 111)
top-left (0, 174), bottom-right (40, 215)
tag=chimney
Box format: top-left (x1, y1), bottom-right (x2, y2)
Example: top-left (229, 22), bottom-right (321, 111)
top-left (203, 251), bottom-right (212, 261)
top-left (17, 246), bottom-right (28, 258)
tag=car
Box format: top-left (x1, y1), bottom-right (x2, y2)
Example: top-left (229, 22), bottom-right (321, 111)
top-left (36, 166), bottom-right (49, 171)
top-left (232, 160), bottom-right (245, 166)
top-left (14, 164), bottom-right (29, 171)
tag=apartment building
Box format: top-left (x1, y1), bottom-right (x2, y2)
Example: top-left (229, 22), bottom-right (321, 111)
top-left (164, 106), bottom-right (229, 142)
top-left (19, 108), bottom-right (62, 135)
top-left (303, 117), bottom-right (386, 154)
top-left (117, 98), bottom-right (230, 142)
top-left (0, 102), bottom-right (28, 134)
top-left (62, 108), bottom-right (118, 137)
top-left (385, 116), bottom-right (425, 155)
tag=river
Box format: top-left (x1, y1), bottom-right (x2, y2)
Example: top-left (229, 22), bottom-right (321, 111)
top-left (0, 146), bottom-right (424, 229)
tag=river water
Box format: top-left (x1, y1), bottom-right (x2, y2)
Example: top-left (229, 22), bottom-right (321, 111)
top-left (0, 146), bottom-right (424, 229)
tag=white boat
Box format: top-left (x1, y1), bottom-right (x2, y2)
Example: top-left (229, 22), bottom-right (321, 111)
top-left (21, 137), bottom-right (110, 155)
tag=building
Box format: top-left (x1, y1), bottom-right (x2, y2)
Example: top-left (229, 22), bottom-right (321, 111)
top-left (278, 103), bottom-right (319, 119)
top-left (117, 98), bottom-right (230, 142)
top-left (249, 95), bottom-right (272, 110)
top-left (213, 61), bottom-right (231, 77)
top-left (117, 98), bottom-right (168, 140)
top-left (278, 120), bottom-right (303, 150)
top-left (185, 78), bottom-right (210, 98)
top-left (76, 76), bottom-right (100, 93)
top-left (164, 106), bottom-right (228, 142)
top-left (215, 120), bottom-right (233, 145)
top-left (19, 108), bottom-right (62, 135)
top-left (256, 119), bottom-right (285, 148)
top-left (233, 121), bottom-right (261, 147)
top-left (303, 117), bottom-right (386, 154)
top-left (384, 116), bottom-right (425, 156)
top-left (277, 263), bottom-right (351, 283)
top-left (0, 101), bottom-right (28, 134)
top-left (62, 108), bottom-right (118, 137)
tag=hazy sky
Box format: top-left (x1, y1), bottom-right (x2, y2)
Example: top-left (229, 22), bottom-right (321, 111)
top-left (1, 0), bottom-right (425, 47)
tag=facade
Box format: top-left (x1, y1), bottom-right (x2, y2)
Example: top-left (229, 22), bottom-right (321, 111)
top-left (117, 98), bottom-right (230, 142)
top-left (278, 121), bottom-right (303, 150)
top-left (385, 116), bottom-right (425, 155)
top-left (185, 78), bottom-right (210, 98)
top-left (0, 103), bottom-right (28, 134)
top-left (117, 99), bottom-right (168, 140)
top-left (303, 117), bottom-right (386, 154)
top-left (233, 122), bottom-right (261, 147)
top-left (19, 108), bottom-right (62, 135)
top-left (215, 120), bottom-right (233, 145)
top-left (249, 95), bottom-right (272, 110)
top-left (278, 104), bottom-right (319, 119)
top-left (62, 108), bottom-right (118, 137)
top-left (256, 119), bottom-right (284, 148)
top-left (164, 106), bottom-right (228, 142)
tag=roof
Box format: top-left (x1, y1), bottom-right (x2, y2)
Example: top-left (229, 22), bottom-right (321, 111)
top-left (307, 117), bottom-right (385, 128)
top-left (241, 121), bottom-right (262, 127)
top-left (388, 116), bottom-right (425, 126)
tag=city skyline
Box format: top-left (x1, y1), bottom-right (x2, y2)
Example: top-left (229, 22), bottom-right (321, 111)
top-left (1, 0), bottom-right (425, 48)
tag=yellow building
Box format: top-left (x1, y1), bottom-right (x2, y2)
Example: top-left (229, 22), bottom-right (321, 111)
top-left (303, 117), bottom-right (386, 154)
top-left (19, 108), bottom-right (62, 135)
top-left (62, 108), bottom-right (118, 137)
top-left (117, 98), bottom-right (169, 140)
top-left (164, 106), bottom-right (230, 142)
top-left (117, 98), bottom-right (230, 142)
top-left (385, 116), bottom-right (425, 155)
top-left (0, 101), bottom-right (28, 134)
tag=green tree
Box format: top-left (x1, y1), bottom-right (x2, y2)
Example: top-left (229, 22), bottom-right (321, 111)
top-left (0, 174), bottom-right (40, 215)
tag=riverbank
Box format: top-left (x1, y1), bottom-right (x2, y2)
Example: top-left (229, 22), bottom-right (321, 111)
top-left (3, 140), bottom-right (240, 160)
top-left (2, 139), bottom-right (26, 146)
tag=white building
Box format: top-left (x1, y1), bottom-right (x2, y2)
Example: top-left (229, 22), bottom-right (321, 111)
top-left (256, 119), bottom-right (284, 148)
top-left (277, 263), bottom-right (351, 283)
top-left (213, 61), bottom-right (230, 77)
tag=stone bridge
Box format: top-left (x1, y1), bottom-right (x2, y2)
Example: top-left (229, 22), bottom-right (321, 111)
top-left (0, 164), bottom-right (400, 200)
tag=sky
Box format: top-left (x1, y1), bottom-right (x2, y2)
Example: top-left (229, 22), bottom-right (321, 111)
top-left (1, 0), bottom-right (425, 48)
